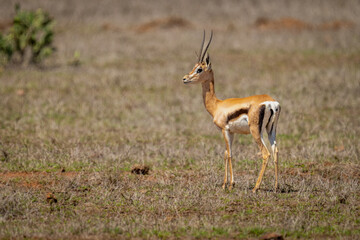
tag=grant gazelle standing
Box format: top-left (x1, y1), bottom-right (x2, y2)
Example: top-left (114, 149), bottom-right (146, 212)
top-left (182, 31), bottom-right (281, 192)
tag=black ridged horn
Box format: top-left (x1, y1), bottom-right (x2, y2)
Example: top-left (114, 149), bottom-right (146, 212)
top-left (198, 30), bottom-right (205, 63)
top-left (200, 30), bottom-right (213, 62)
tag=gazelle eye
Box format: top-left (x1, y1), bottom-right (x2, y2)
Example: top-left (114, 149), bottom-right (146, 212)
top-left (197, 68), bottom-right (203, 73)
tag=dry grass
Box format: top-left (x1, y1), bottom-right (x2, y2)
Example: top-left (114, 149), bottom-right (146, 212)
top-left (0, 0), bottom-right (360, 239)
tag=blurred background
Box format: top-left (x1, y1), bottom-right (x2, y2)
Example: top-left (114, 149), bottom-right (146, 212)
top-left (0, 0), bottom-right (359, 238)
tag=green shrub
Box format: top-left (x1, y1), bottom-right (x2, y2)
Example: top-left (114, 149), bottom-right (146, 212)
top-left (0, 4), bottom-right (55, 65)
top-left (0, 33), bottom-right (13, 61)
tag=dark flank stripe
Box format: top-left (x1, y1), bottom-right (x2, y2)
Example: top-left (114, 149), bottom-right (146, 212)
top-left (227, 109), bottom-right (248, 123)
top-left (270, 122), bottom-right (275, 135)
top-left (266, 109), bottom-right (274, 129)
top-left (258, 105), bottom-right (266, 133)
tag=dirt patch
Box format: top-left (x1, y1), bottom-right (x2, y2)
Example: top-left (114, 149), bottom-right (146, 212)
top-left (254, 17), bottom-right (311, 31)
top-left (254, 17), bottom-right (355, 31)
top-left (0, 171), bottom-right (78, 189)
top-left (0, 171), bottom-right (47, 179)
top-left (0, 19), bottom-right (12, 31)
top-left (134, 17), bottom-right (192, 33)
top-left (259, 232), bottom-right (284, 240)
top-left (0, 171), bottom-right (77, 178)
top-left (318, 20), bottom-right (355, 30)
top-left (100, 22), bottom-right (122, 32)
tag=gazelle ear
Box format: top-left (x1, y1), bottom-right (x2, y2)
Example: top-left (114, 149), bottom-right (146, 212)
top-left (206, 53), bottom-right (211, 70)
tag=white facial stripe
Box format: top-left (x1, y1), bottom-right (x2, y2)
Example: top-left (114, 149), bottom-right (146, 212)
top-left (189, 66), bottom-right (200, 78)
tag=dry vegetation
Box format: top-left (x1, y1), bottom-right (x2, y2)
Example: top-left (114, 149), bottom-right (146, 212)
top-left (0, 0), bottom-right (360, 239)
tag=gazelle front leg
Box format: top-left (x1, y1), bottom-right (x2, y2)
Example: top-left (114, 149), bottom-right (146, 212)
top-left (222, 150), bottom-right (228, 189)
top-left (228, 155), bottom-right (235, 190)
top-left (222, 129), bottom-right (234, 190)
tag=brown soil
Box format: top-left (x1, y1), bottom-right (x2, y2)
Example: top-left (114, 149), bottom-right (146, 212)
top-left (0, 19), bottom-right (12, 31)
top-left (101, 22), bottom-right (122, 32)
top-left (259, 232), bottom-right (284, 240)
top-left (254, 17), bottom-right (355, 31)
top-left (0, 171), bottom-right (78, 189)
top-left (255, 17), bottom-right (311, 31)
top-left (0, 170), bottom-right (170, 189)
top-left (318, 20), bottom-right (355, 30)
top-left (134, 17), bottom-right (192, 33)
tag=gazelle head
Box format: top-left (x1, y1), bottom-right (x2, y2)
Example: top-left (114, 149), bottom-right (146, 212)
top-left (183, 31), bottom-right (213, 84)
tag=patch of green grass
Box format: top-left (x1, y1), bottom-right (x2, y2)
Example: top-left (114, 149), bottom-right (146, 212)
top-left (236, 134), bottom-right (253, 146)
top-left (245, 226), bottom-right (267, 237)
top-left (151, 229), bottom-right (171, 239)
top-left (278, 133), bottom-right (302, 147)
top-left (202, 134), bottom-right (223, 141)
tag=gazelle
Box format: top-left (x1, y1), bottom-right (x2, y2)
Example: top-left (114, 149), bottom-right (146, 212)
top-left (182, 31), bottom-right (281, 192)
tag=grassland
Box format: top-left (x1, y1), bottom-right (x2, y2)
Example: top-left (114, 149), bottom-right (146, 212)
top-left (0, 0), bottom-right (360, 239)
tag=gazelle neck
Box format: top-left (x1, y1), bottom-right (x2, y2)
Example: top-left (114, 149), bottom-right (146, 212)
top-left (202, 70), bottom-right (218, 117)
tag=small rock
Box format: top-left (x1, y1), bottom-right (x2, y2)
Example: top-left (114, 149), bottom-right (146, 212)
top-left (131, 165), bottom-right (150, 175)
top-left (46, 192), bottom-right (57, 204)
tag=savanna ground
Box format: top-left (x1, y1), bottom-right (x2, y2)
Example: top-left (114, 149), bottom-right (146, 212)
top-left (0, 0), bottom-right (360, 239)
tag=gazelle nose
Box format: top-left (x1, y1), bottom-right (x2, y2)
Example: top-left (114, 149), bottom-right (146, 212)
top-left (183, 78), bottom-right (186, 81)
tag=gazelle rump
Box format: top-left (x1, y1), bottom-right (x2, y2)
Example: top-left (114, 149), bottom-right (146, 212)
top-left (182, 31), bottom-right (281, 192)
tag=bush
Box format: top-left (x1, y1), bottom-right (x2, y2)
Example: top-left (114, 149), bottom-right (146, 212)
top-left (0, 34), bottom-right (13, 61)
top-left (0, 4), bottom-right (55, 66)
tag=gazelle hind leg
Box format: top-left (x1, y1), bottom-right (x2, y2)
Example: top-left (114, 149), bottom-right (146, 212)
top-left (251, 105), bottom-right (272, 193)
top-left (268, 129), bottom-right (278, 191)
top-left (253, 133), bottom-right (270, 193)
top-left (274, 144), bottom-right (279, 191)
top-left (268, 107), bottom-right (280, 191)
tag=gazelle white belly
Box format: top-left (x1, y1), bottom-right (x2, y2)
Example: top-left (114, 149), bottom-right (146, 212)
top-left (226, 114), bottom-right (250, 134)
